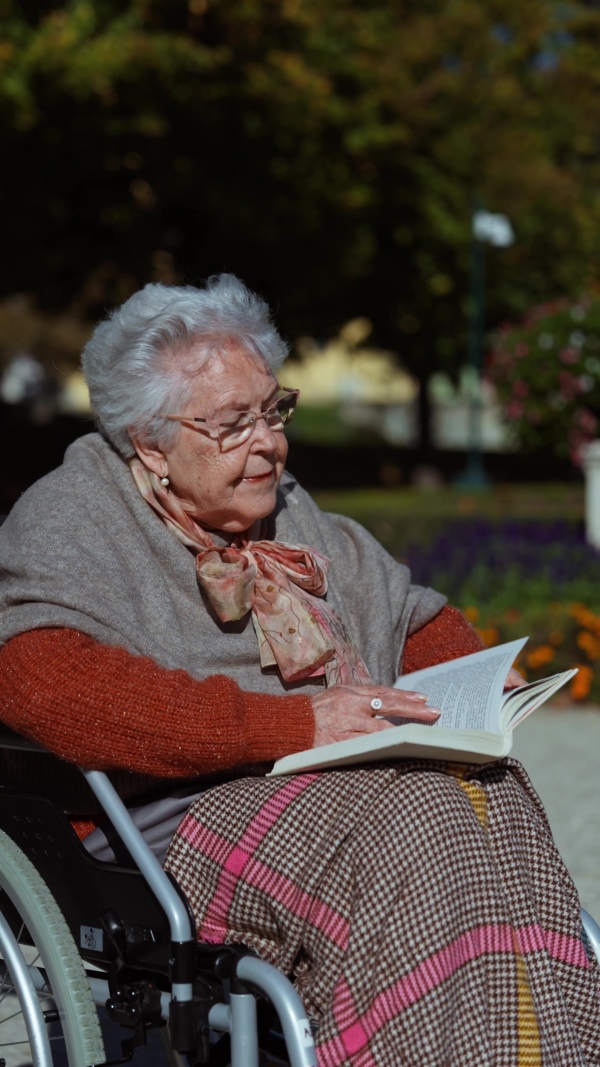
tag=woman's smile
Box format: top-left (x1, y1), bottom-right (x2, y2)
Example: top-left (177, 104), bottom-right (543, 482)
top-left (242, 471), bottom-right (275, 483)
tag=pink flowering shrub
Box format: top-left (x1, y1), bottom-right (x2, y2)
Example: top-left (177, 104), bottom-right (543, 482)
top-left (486, 296), bottom-right (600, 464)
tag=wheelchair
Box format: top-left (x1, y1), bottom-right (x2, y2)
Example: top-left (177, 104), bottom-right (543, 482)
top-left (1, 726), bottom-right (599, 1067)
top-left (0, 725), bottom-right (317, 1067)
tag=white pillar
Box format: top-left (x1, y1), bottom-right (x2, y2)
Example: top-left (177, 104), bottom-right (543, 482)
top-left (581, 440), bottom-right (600, 548)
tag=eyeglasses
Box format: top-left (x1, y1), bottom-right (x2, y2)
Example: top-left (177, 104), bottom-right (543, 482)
top-left (166, 388), bottom-right (299, 452)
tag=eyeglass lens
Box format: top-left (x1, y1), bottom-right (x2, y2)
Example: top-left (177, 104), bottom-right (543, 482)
top-left (218, 393), bottom-right (297, 449)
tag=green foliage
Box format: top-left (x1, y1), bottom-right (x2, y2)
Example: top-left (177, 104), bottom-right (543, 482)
top-left (3, 0), bottom-right (600, 390)
top-left (486, 295), bottom-right (600, 462)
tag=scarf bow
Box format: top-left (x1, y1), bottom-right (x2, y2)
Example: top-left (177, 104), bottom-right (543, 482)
top-left (130, 460), bottom-right (371, 686)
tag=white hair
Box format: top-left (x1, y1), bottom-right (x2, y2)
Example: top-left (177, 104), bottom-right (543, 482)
top-left (81, 273), bottom-right (289, 458)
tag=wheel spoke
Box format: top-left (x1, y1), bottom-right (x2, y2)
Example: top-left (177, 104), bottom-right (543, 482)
top-left (0, 1006), bottom-right (28, 1027)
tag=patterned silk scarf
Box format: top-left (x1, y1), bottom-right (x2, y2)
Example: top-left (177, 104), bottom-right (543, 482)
top-left (130, 459), bottom-right (372, 687)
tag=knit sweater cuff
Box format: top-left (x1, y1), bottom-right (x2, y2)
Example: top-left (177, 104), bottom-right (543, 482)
top-left (238, 686), bottom-right (316, 764)
top-left (401, 605), bottom-right (484, 676)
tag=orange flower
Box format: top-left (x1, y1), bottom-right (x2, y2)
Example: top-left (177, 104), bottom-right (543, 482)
top-left (475, 627), bottom-right (500, 648)
top-left (576, 631), bottom-right (600, 660)
top-left (526, 645), bottom-right (555, 669)
top-left (569, 604), bottom-right (600, 633)
top-left (504, 609), bottom-right (521, 623)
top-left (463, 606), bottom-right (479, 623)
top-left (548, 630), bottom-right (564, 646)
top-left (570, 665), bottom-right (594, 702)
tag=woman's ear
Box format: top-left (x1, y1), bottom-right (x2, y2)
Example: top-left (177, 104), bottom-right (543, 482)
top-left (129, 431), bottom-right (168, 480)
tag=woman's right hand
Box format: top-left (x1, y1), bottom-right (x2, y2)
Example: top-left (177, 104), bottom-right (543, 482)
top-left (310, 684), bottom-right (440, 748)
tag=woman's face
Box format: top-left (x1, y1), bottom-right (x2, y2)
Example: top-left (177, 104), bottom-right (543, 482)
top-left (133, 345), bottom-right (289, 533)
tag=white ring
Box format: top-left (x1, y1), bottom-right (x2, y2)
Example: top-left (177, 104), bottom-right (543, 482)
top-left (370, 698), bottom-right (383, 711)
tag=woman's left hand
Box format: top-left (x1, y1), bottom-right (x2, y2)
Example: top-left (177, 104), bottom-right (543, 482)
top-left (504, 667), bottom-right (527, 690)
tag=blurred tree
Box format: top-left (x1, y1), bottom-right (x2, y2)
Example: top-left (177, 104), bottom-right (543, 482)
top-left (2, 0), bottom-right (600, 448)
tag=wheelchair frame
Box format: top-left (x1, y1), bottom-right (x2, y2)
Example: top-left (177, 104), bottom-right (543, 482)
top-left (0, 728), bottom-right (318, 1067)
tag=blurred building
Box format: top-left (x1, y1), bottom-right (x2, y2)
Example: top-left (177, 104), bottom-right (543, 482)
top-left (429, 368), bottom-right (515, 452)
top-left (282, 320), bottom-right (513, 452)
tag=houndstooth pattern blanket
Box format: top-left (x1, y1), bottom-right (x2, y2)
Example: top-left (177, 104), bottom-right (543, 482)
top-left (164, 759), bottom-right (600, 1066)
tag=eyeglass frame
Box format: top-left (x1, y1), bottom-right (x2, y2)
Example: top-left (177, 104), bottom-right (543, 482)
top-left (165, 387), bottom-right (300, 451)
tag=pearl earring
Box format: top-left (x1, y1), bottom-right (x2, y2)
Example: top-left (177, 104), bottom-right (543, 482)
top-left (160, 476), bottom-right (170, 487)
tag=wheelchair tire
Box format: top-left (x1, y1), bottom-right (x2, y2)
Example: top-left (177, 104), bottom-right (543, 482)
top-left (0, 828), bottom-right (105, 1067)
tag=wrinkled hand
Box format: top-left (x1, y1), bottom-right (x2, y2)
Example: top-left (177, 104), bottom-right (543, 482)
top-left (504, 667), bottom-right (527, 690)
top-left (311, 684), bottom-right (440, 748)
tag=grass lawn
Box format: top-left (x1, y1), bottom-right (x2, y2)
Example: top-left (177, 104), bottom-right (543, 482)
top-left (312, 483), bottom-right (585, 557)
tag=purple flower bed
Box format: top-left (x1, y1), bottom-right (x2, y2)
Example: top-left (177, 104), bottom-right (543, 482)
top-left (404, 519), bottom-right (600, 603)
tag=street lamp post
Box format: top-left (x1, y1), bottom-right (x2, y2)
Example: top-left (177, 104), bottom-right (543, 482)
top-left (457, 208), bottom-right (515, 488)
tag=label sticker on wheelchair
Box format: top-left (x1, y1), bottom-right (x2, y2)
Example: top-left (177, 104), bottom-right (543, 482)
top-left (80, 926), bottom-right (103, 952)
top-left (298, 1018), bottom-right (315, 1047)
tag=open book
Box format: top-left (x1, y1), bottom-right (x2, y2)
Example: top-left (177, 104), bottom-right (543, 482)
top-left (269, 637), bottom-right (577, 776)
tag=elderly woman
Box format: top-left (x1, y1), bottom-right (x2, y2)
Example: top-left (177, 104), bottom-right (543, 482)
top-left (0, 275), bottom-right (597, 1066)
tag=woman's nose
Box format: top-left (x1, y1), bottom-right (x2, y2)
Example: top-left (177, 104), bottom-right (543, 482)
top-left (251, 414), bottom-right (279, 449)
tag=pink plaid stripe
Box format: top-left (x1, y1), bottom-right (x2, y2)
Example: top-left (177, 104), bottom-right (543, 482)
top-left (199, 776), bottom-right (316, 938)
top-left (225, 846), bottom-right (250, 876)
top-left (176, 819), bottom-right (232, 864)
top-left (177, 821), bottom-right (349, 946)
top-left (237, 775), bottom-right (319, 849)
top-left (319, 923), bottom-right (522, 1066)
top-left (333, 977), bottom-right (378, 1066)
top-left (517, 923), bottom-right (590, 968)
top-left (319, 919), bottom-right (591, 1065)
top-left (240, 855), bottom-right (350, 949)
top-left (176, 775), bottom-right (342, 943)
top-left (241, 776), bottom-right (315, 853)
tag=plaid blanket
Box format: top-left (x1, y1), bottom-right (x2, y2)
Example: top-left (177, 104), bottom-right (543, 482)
top-left (164, 759), bottom-right (600, 1066)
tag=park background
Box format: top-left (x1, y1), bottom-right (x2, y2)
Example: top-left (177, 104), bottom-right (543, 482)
top-left (3, 0), bottom-right (600, 701)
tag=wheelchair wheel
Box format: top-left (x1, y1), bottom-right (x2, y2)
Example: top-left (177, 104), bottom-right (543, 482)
top-left (0, 828), bottom-right (105, 1067)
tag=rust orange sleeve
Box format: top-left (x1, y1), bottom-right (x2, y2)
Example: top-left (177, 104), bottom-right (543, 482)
top-left (0, 628), bottom-right (315, 777)
top-left (402, 605), bottom-right (484, 675)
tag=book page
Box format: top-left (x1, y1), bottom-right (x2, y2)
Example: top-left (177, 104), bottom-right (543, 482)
top-left (499, 668), bottom-right (577, 730)
top-left (393, 638), bottom-right (528, 734)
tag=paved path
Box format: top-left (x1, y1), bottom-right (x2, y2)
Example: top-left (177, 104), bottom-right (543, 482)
top-left (512, 705), bottom-right (600, 919)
